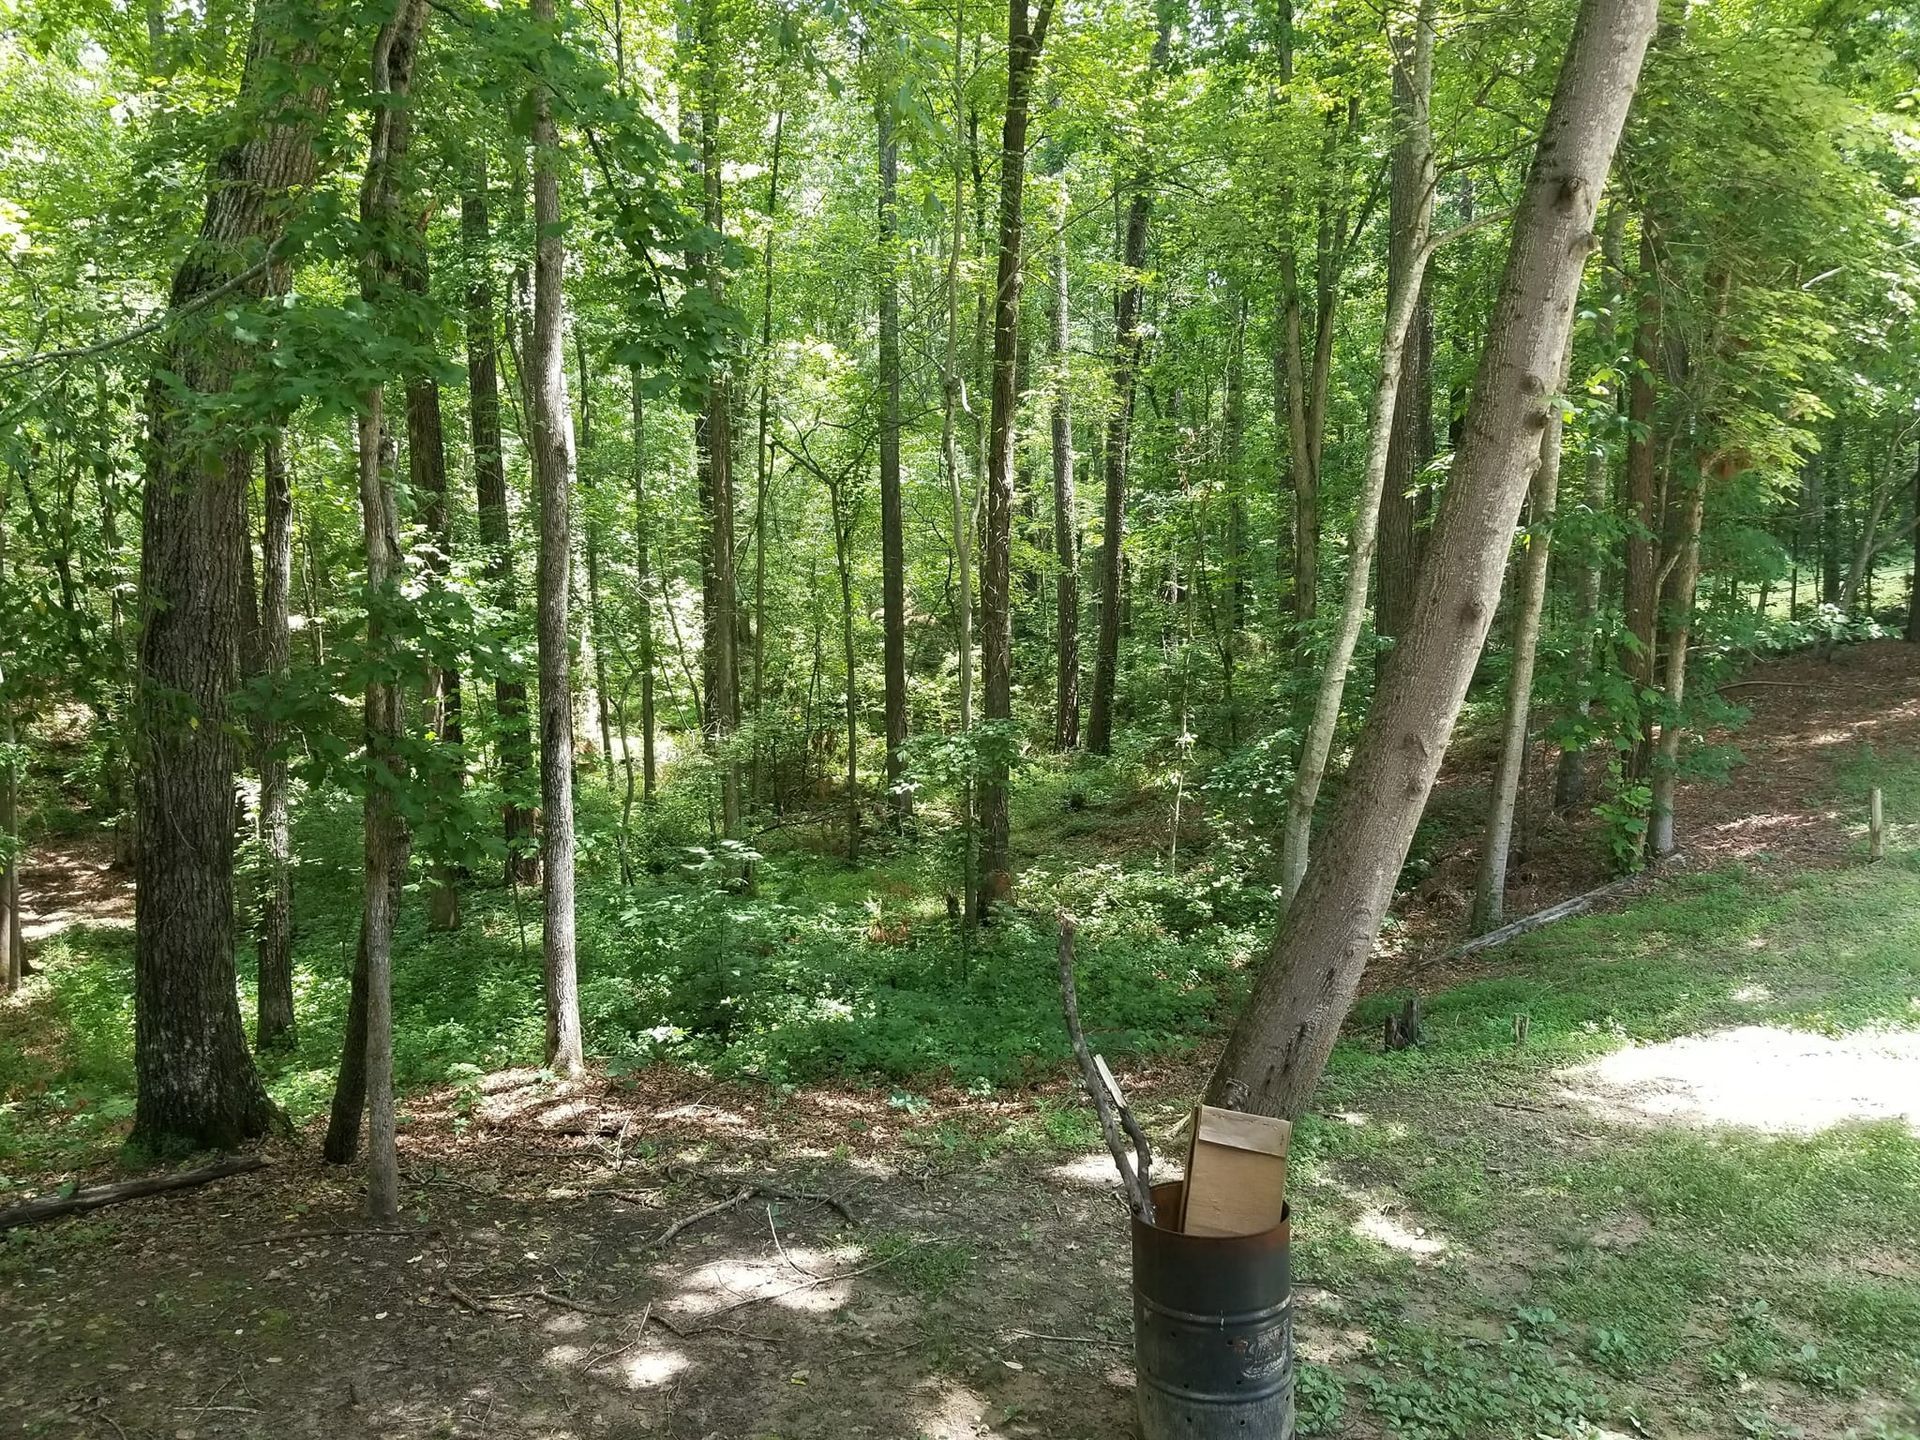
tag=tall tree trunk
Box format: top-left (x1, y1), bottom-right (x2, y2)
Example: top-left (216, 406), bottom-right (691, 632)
top-left (940, 4), bottom-right (977, 928)
top-left (631, 375), bottom-right (658, 801)
top-left (1375, 280), bottom-right (1432, 651)
top-left (691, 0), bottom-right (741, 840)
top-left (749, 113), bottom-right (784, 808)
top-left (131, 0), bottom-right (329, 1153)
top-left (1275, 1), bottom-right (1436, 904)
top-left (354, 0), bottom-right (429, 1222)
top-left (1648, 462), bottom-right (1710, 857)
top-left (977, 0), bottom-right (1056, 907)
top-left (531, 0), bottom-right (585, 1080)
top-left (255, 433), bottom-right (296, 1045)
top-left (1554, 209), bottom-right (1625, 811)
top-left (1622, 225), bottom-right (1662, 778)
top-left (461, 180), bottom-right (538, 884)
top-left (1822, 417), bottom-right (1844, 606)
top-left (1471, 328), bottom-right (1575, 932)
top-left (1, 485), bottom-right (20, 994)
top-left (1908, 444), bottom-right (1920, 643)
top-left (1084, 7), bottom-right (1169, 756)
top-left (876, 89), bottom-right (910, 822)
top-left (829, 475), bottom-right (862, 861)
top-left (1207, 0), bottom-right (1656, 1119)
top-left (408, 257), bottom-right (463, 933)
top-left (1049, 178), bottom-right (1080, 751)
top-left (577, 335), bottom-right (617, 793)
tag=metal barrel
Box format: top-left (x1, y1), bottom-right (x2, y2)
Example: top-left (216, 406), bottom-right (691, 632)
top-left (1132, 1180), bottom-right (1293, 1439)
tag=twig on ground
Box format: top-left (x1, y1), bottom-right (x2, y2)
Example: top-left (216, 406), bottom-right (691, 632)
top-left (582, 1302), bottom-right (654, 1370)
top-left (767, 1201), bottom-right (820, 1277)
top-left (665, 1166), bottom-right (856, 1225)
top-left (1004, 1328), bottom-right (1129, 1349)
top-left (651, 1186), bottom-right (755, 1248)
top-left (443, 1281), bottom-right (500, 1314)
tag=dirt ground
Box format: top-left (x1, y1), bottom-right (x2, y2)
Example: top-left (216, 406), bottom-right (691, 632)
top-left (6, 642), bottom-right (1920, 1440)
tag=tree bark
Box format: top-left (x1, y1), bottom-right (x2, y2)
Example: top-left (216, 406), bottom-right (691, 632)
top-left (1622, 224), bottom-right (1662, 777)
top-left (877, 88), bottom-right (909, 821)
top-left (1375, 276), bottom-right (1432, 652)
top-left (354, 0), bottom-right (429, 1223)
top-left (1908, 444), bottom-right (1920, 643)
top-left (255, 433), bottom-right (295, 1045)
top-left (691, 0), bottom-right (741, 840)
top-left (631, 375), bottom-right (658, 802)
top-left (749, 112), bottom-right (784, 809)
top-left (1275, 0), bottom-right (1435, 904)
top-left (1084, 7), bottom-right (1169, 757)
top-left (1049, 178), bottom-right (1080, 752)
top-left (977, 0), bottom-right (1056, 906)
top-left (132, 0), bottom-right (330, 1153)
top-left (530, 0), bottom-right (585, 1080)
top-left (1471, 328), bottom-right (1575, 933)
top-left (1648, 465), bottom-right (1709, 857)
top-left (1207, 0), bottom-right (1656, 1119)
top-left (1, 485), bottom-right (20, 995)
top-left (461, 180), bottom-right (538, 884)
top-left (577, 335), bottom-right (617, 794)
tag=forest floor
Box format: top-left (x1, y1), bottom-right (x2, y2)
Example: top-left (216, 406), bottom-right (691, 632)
top-left (5, 642), bottom-right (1920, 1440)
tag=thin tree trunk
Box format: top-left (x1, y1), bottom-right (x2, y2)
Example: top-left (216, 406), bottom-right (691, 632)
top-left (1471, 328), bottom-right (1575, 932)
top-left (877, 89), bottom-right (909, 822)
top-left (691, 0), bottom-right (740, 840)
top-left (631, 373), bottom-right (658, 801)
top-left (255, 433), bottom-right (295, 1044)
top-left (1207, 0), bottom-right (1656, 1119)
top-left (1275, 1), bottom-right (1435, 904)
top-left (1375, 277), bottom-right (1432, 651)
top-left (577, 334), bottom-right (617, 792)
top-left (977, 0), bottom-right (1057, 907)
top-left (750, 113), bottom-right (784, 808)
top-left (132, 0), bottom-right (328, 1152)
top-left (408, 256), bottom-right (463, 933)
top-left (830, 477), bottom-right (862, 861)
top-left (1049, 178), bottom-right (1080, 751)
top-left (1084, 9), bottom-right (1169, 757)
top-left (1908, 444), bottom-right (1920, 643)
top-left (1648, 470), bottom-right (1708, 856)
top-left (531, 0), bottom-right (585, 1080)
top-left (1622, 225), bottom-right (1662, 778)
top-left (1, 484), bottom-right (20, 995)
top-left (1554, 209), bottom-right (1625, 811)
top-left (354, 0), bottom-right (429, 1223)
top-left (461, 179), bottom-right (539, 883)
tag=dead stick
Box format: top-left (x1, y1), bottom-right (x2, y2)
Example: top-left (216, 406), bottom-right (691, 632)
top-left (1057, 915), bottom-right (1155, 1223)
top-left (650, 1186), bottom-right (755, 1248)
top-left (0, 1155), bottom-right (266, 1231)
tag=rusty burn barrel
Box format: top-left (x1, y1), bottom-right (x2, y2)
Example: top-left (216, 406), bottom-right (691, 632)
top-left (1131, 1180), bottom-right (1293, 1439)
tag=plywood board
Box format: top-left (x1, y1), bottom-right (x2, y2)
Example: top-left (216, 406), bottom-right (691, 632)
top-left (1178, 1104), bottom-right (1290, 1237)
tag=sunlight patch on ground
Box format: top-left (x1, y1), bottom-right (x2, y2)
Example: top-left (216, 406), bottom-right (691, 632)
top-left (1353, 1208), bottom-right (1449, 1259)
top-left (1049, 1150), bottom-right (1179, 1189)
top-left (1561, 1024), bottom-right (1920, 1135)
top-left (911, 1380), bottom-right (1007, 1439)
top-left (612, 1346), bottom-right (688, 1390)
top-left (671, 1248), bottom-right (861, 1316)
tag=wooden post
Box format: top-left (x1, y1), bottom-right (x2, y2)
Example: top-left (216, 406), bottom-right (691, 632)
top-left (1870, 787), bottom-right (1885, 861)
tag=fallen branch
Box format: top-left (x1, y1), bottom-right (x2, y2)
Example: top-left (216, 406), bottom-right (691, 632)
top-left (1427, 872), bottom-right (1648, 966)
top-left (665, 1165), bottom-right (856, 1225)
top-left (650, 1186), bottom-right (755, 1249)
top-left (0, 1155), bottom-right (266, 1232)
top-left (1057, 915), bottom-right (1155, 1223)
top-left (1005, 1328), bottom-right (1129, 1349)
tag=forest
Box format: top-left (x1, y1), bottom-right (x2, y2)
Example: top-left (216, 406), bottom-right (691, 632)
top-left (3, 0), bottom-right (1919, 1435)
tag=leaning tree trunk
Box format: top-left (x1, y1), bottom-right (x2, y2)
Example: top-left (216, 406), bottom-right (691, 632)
top-left (353, 0), bottom-right (428, 1223)
top-left (1275, 0), bottom-right (1436, 905)
top-left (1207, 0), bottom-right (1657, 1120)
top-left (977, 0), bottom-right (1056, 908)
top-left (877, 88), bottom-right (910, 822)
top-left (461, 179), bottom-right (539, 883)
top-left (131, 0), bottom-right (332, 1153)
top-left (1470, 330), bottom-right (1575, 933)
top-left (530, 0), bottom-right (585, 1080)
top-left (255, 433), bottom-right (296, 1045)
top-left (1084, 7), bottom-right (1169, 757)
top-left (1049, 178), bottom-right (1080, 751)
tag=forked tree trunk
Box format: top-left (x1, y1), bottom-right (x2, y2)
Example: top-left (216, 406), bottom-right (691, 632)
top-left (977, 0), bottom-right (1056, 907)
top-left (1471, 329), bottom-right (1574, 933)
top-left (1049, 179), bottom-right (1080, 751)
top-left (132, 0), bottom-right (330, 1153)
top-left (1275, 1), bottom-right (1436, 904)
top-left (1084, 7), bottom-right (1169, 757)
top-left (531, 0), bottom-right (585, 1079)
top-left (461, 179), bottom-right (539, 883)
top-left (877, 88), bottom-right (910, 820)
top-left (255, 433), bottom-right (296, 1044)
top-left (1208, 0), bottom-right (1656, 1119)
